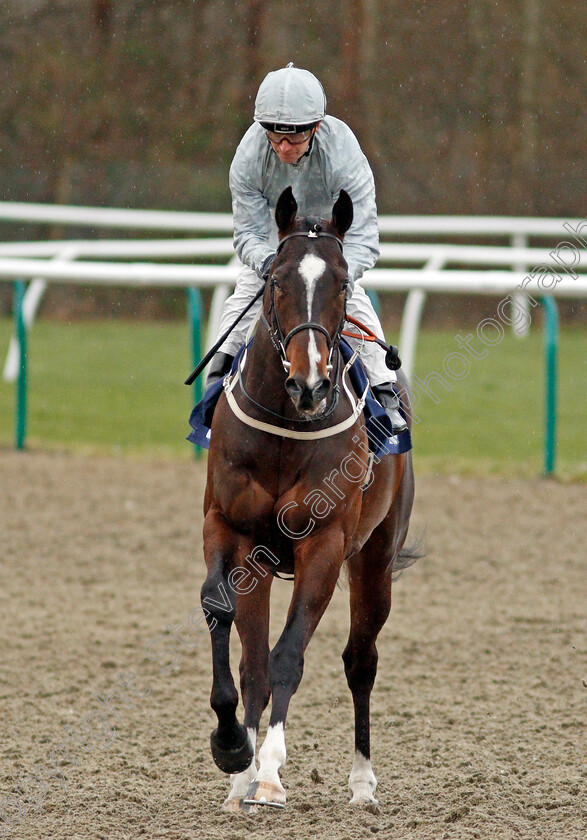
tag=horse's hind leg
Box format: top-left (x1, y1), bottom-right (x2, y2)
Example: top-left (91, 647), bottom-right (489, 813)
top-left (201, 511), bottom-right (254, 777)
top-left (343, 541), bottom-right (393, 805)
top-left (223, 572), bottom-right (272, 811)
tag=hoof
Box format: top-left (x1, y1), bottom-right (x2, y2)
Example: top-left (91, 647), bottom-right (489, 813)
top-left (222, 797), bottom-right (258, 815)
top-left (243, 780), bottom-right (286, 809)
top-left (210, 726), bottom-right (254, 775)
top-left (349, 794), bottom-right (380, 809)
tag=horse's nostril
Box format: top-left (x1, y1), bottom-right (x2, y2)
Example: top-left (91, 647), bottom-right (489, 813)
top-left (312, 378), bottom-right (330, 401)
top-left (285, 377), bottom-right (304, 397)
top-left (286, 375), bottom-right (329, 409)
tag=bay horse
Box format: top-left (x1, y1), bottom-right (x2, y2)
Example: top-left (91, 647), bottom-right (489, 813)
top-left (200, 186), bottom-right (415, 811)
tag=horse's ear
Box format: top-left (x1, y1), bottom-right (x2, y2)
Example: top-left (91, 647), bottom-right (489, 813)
top-left (275, 187), bottom-right (298, 233)
top-left (332, 189), bottom-right (353, 238)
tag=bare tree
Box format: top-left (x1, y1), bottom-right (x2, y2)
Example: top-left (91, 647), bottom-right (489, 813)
top-left (468, 0), bottom-right (494, 210)
top-left (517, 0), bottom-right (541, 214)
top-left (92, 0), bottom-right (113, 39)
top-left (238, 0), bottom-right (266, 129)
top-left (340, 0), bottom-right (363, 129)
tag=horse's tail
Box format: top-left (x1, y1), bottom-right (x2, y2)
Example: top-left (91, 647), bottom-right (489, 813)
top-left (391, 535), bottom-right (425, 581)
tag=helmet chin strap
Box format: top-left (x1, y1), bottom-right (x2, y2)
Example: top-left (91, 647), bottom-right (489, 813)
top-left (304, 128), bottom-right (317, 155)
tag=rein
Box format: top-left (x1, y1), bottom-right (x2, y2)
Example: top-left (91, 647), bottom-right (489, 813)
top-left (343, 315), bottom-right (402, 372)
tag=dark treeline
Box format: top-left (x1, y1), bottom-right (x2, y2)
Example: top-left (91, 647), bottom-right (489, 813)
top-left (0, 0), bottom-right (584, 216)
top-left (0, 1), bottom-right (584, 322)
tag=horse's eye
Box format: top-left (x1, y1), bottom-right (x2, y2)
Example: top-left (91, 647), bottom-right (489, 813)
top-left (340, 278), bottom-right (350, 294)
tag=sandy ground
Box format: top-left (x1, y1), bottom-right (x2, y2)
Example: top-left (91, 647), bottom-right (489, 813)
top-left (0, 450), bottom-right (584, 840)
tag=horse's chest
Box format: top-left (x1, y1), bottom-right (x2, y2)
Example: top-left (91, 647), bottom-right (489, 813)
top-left (212, 462), bottom-right (276, 532)
top-left (211, 456), bottom-right (322, 537)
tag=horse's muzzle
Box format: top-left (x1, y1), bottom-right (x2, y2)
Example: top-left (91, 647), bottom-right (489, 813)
top-left (285, 374), bottom-right (331, 414)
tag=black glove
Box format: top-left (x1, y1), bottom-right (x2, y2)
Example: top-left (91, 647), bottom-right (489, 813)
top-left (261, 253), bottom-right (276, 282)
top-left (385, 345), bottom-right (402, 371)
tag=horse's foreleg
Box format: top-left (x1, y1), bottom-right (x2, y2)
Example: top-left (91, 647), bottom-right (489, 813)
top-left (221, 729), bottom-right (258, 813)
top-left (245, 528), bottom-right (345, 808)
top-left (223, 572), bottom-right (272, 811)
top-left (343, 546), bottom-right (393, 806)
top-left (201, 511), bottom-right (254, 776)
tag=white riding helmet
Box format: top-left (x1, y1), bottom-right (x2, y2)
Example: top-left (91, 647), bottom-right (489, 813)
top-left (254, 63), bottom-right (326, 132)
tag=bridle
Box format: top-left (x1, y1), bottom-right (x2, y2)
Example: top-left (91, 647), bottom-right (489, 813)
top-left (261, 225), bottom-right (347, 375)
top-left (225, 224), bottom-right (371, 433)
top-left (221, 223), bottom-right (394, 437)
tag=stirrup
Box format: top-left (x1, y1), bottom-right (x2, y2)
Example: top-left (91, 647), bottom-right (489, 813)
top-left (372, 383), bottom-right (408, 434)
top-left (206, 352), bottom-right (234, 388)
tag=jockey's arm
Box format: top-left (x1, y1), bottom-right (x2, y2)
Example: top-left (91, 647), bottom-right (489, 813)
top-left (331, 132), bottom-right (380, 288)
top-left (229, 145), bottom-right (275, 280)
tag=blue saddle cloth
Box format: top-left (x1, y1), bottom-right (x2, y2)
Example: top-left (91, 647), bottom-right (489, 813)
top-left (187, 340), bottom-right (412, 457)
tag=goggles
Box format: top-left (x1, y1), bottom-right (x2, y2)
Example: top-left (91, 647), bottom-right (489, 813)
top-left (265, 127), bottom-right (314, 146)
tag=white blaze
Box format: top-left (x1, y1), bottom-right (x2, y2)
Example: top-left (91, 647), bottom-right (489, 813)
top-left (307, 332), bottom-right (322, 388)
top-left (299, 252), bottom-right (326, 319)
top-left (298, 253), bottom-right (326, 388)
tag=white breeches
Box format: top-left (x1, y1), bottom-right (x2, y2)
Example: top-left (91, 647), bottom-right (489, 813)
top-left (217, 265), bottom-right (395, 386)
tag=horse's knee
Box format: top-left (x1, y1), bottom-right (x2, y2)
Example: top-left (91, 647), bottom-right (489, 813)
top-left (201, 569), bottom-right (237, 625)
top-left (241, 676), bottom-right (271, 726)
top-left (269, 644), bottom-right (304, 695)
top-left (343, 643), bottom-right (378, 693)
top-left (240, 665), bottom-right (270, 696)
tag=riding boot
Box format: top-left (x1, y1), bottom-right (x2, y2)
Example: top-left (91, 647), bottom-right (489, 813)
top-left (205, 351), bottom-right (235, 389)
top-left (372, 382), bottom-right (408, 434)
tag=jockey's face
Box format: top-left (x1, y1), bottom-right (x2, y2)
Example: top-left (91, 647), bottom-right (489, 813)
top-left (267, 125), bottom-right (319, 164)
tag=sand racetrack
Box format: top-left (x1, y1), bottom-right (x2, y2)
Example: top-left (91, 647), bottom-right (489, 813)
top-left (0, 451), bottom-right (584, 840)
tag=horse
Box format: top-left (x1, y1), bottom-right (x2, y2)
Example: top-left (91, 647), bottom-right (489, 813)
top-left (199, 186), bottom-right (416, 811)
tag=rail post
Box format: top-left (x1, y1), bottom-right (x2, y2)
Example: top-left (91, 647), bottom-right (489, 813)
top-left (13, 280), bottom-right (27, 450)
top-left (540, 296), bottom-right (558, 476)
top-left (366, 289), bottom-right (380, 316)
top-left (187, 287), bottom-right (203, 458)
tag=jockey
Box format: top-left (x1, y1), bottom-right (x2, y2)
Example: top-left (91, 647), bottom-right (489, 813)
top-left (207, 63), bottom-right (407, 433)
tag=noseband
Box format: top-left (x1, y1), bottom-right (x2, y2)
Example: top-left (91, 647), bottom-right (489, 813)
top-left (263, 226), bottom-right (346, 373)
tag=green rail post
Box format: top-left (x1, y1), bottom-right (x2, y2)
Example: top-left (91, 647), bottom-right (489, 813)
top-left (540, 296), bottom-right (559, 477)
top-left (187, 287), bottom-right (203, 458)
top-left (366, 289), bottom-right (381, 316)
top-left (14, 280), bottom-right (27, 451)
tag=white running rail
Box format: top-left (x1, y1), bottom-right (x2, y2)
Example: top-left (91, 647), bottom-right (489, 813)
top-left (1, 202), bottom-right (585, 382)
